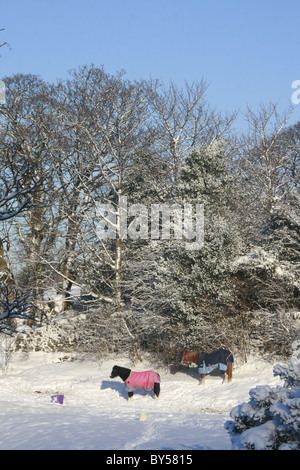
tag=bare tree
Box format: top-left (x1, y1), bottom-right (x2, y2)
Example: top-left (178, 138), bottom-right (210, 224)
top-left (149, 80), bottom-right (236, 191)
top-left (0, 74), bottom-right (60, 298)
top-left (0, 28), bottom-right (7, 49)
top-left (50, 66), bottom-right (155, 312)
top-left (0, 283), bottom-right (34, 335)
top-left (239, 103), bottom-right (295, 215)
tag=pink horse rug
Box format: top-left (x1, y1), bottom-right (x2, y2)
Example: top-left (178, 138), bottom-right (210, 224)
top-left (125, 370), bottom-right (161, 392)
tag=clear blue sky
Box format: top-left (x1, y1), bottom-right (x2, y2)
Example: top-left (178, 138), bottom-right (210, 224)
top-left (1, 0), bottom-right (300, 129)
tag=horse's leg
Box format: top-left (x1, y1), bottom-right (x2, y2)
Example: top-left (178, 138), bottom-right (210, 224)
top-left (227, 361), bottom-right (232, 382)
top-left (198, 374), bottom-right (205, 385)
top-left (128, 391), bottom-right (134, 400)
top-left (154, 383), bottom-right (160, 399)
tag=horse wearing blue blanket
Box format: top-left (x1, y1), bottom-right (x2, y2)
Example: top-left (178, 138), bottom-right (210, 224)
top-left (182, 349), bottom-right (233, 385)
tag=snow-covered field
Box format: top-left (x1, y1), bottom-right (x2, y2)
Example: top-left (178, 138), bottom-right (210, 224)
top-left (0, 351), bottom-right (283, 451)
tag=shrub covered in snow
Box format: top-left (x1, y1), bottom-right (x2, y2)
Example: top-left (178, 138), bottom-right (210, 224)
top-left (225, 343), bottom-right (300, 450)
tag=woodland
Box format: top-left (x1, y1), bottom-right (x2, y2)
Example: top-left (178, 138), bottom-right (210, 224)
top-left (0, 66), bottom-right (299, 363)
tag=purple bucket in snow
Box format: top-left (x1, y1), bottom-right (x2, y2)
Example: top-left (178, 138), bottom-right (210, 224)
top-left (51, 394), bottom-right (64, 404)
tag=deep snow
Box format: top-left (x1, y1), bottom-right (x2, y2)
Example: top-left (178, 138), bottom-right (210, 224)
top-left (0, 351), bottom-right (282, 450)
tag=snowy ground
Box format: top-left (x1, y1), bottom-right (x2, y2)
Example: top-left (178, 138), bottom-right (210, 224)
top-left (0, 351), bottom-right (283, 451)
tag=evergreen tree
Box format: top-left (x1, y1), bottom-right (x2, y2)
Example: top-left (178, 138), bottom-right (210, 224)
top-left (226, 343), bottom-right (300, 450)
top-left (168, 140), bottom-right (243, 349)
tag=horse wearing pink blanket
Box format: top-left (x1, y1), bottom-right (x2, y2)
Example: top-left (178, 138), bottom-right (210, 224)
top-left (110, 365), bottom-right (161, 400)
top-left (125, 370), bottom-right (161, 391)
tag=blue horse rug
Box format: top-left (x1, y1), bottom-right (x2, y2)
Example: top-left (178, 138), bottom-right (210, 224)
top-left (197, 349), bottom-right (233, 375)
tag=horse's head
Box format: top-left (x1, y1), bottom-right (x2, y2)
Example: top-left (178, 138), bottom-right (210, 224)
top-left (110, 365), bottom-right (131, 381)
top-left (181, 351), bottom-right (188, 364)
top-left (181, 350), bottom-right (200, 365)
top-left (110, 365), bottom-right (119, 379)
